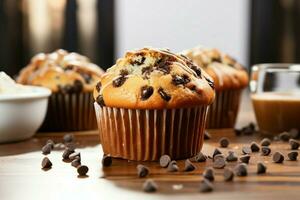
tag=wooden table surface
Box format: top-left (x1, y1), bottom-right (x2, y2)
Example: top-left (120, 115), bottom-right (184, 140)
top-left (1, 92), bottom-right (300, 200)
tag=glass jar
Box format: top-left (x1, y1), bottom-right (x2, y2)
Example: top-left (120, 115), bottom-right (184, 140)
top-left (250, 63), bottom-right (300, 135)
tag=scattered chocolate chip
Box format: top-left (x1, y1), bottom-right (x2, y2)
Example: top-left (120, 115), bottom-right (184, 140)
top-left (143, 179), bottom-right (157, 193)
top-left (226, 151), bottom-right (238, 162)
top-left (261, 146), bottom-right (271, 156)
top-left (242, 146), bottom-right (252, 154)
top-left (273, 136), bottom-right (280, 141)
top-left (54, 143), bottom-right (65, 150)
top-left (260, 138), bottom-right (271, 146)
top-left (213, 155), bottom-right (226, 169)
top-left (140, 85), bottom-right (154, 100)
top-left (65, 143), bottom-right (76, 150)
top-left (203, 167), bottom-right (214, 181)
top-left (112, 76), bottom-right (127, 87)
top-left (184, 159), bottom-right (196, 172)
top-left (279, 132), bottom-right (290, 141)
top-left (42, 143), bottom-right (52, 155)
top-left (167, 160), bottom-right (179, 172)
top-left (158, 87), bottom-right (171, 102)
top-left (69, 152), bottom-right (80, 161)
top-left (250, 141), bottom-right (260, 152)
top-left (96, 95), bottom-right (105, 106)
top-left (159, 155), bottom-right (171, 168)
top-left (273, 152), bottom-right (284, 163)
top-left (248, 122), bottom-right (256, 131)
top-left (137, 164), bottom-right (149, 178)
top-left (62, 148), bottom-right (75, 160)
top-left (204, 130), bottom-right (211, 140)
top-left (194, 152), bottom-right (207, 162)
top-left (73, 80), bottom-right (84, 93)
top-left (234, 128), bottom-right (242, 136)
top-left (234, 163), bottom-right (248, 176)
top-left (289, 128), bottom-right (299, 139)
top-left (257, 162), bottom-right (267, 174)
top-left (41, 157), bottom-right (52, 169)
top-left (289, 139), bottom-right (300, 150)
top-left (224, 168), bottom-right (234, 181)
top-left (95, 82), bottom-right (101, 92)
top-left (46, 139), bottom-right (55, 149)
top-left (212, 148), bottom-right (222, 159)
top-left (204, 77), bottom-right (214, 89)
top-left (199, 179), bottom-right (213, 193)
top-left (239, 155), bottom-right (251, 164)
top-left (77, 165), bottom-right (89, 176)
top-left (71, 158), bottom-right (81, 168)
top-left (102, 155), bottom-right (112, 167)
top-left (219, 137), bottom-right (229, 148)
top-left (63, 134), bottom-right (74, 143)
top-left (288, 151), bottom-right (298, 161)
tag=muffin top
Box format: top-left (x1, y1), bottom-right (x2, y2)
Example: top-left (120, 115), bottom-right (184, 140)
top-left (17, 49), bottom-right (104, 93)
top-left (182, 46), bottom-right (249, 91)
top-left (93, 47), bottom-right (215, 109)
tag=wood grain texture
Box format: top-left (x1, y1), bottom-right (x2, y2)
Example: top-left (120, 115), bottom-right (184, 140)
top-left (0, 128), bottom-right (300, 200)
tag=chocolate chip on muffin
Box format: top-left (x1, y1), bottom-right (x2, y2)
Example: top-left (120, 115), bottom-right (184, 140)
top-left (119, 69), bottom-right (129, 76)
top-left (96, 95), bottom-right (105, 106)
top-left (80, 73), bottom-right (92, 84)
top-left (171, 74), bottom-right (186, 85)
top-left (204, 77), bottom-right (215, 89)
top-left (140, 85), bottom-right (154, 100)
top-left (95, 81), bottom-right (101, 92)
top-left (141, 66), bottom-right (153, 78)
top-left (112, 76), bottom-right (127, 87)
top-left (190, 65), bottom-right (202, 77)
top-left (158, 87), bottom-right (171, 102)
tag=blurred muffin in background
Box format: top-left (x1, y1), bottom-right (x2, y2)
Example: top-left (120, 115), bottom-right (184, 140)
top-left (182, 46), bottom-right (248, 129)
top-left (93, 47), bottom-right (215, 161)
top-left (18, 49), bottom-right (104, 131)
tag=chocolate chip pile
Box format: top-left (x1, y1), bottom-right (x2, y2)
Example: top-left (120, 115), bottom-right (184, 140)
top-left (41, 134), bottom-right (89, 177)
top-left (40, 124), bottom-right (300, 194)
top-left (125, 125), bottom-right (298, 193)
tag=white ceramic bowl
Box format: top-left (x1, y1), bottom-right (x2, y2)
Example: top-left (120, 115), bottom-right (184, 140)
top-left (0, 86), bottom-right (51, 143)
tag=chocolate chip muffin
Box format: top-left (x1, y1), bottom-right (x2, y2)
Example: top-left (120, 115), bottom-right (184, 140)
top-left (94, 47), bottom-right (215, 161)
top-left (182, 46), bottom-right (249, 128)
top-left (18, 49), bottom-right (104, 131)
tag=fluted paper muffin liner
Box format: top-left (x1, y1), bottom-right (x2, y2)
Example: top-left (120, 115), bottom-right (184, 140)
top-left (206, 89), bottom-right (242, 129)
top-left (94, 103), bottom-right (208, 161)
top-left (40, 92), bottom-right (97, 132)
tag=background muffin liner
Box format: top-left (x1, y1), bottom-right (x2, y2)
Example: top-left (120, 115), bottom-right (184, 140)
top-left (206, 89), bottom-right (242, 129)
top-left (94, 103), bottom-right (208, 161)
top-left (39, 92), bottom-right (97, 132)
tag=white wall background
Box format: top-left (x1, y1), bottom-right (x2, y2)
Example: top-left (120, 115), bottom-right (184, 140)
top-left (115, 0), bottom-right (250, 66)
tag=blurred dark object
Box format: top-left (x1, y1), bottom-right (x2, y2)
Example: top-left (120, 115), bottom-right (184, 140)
top-left (250, 0), bottom-right (300, 65)
top-left (0, 0), bottom-right (114, 77)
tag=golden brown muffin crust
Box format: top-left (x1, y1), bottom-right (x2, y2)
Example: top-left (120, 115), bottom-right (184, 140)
top-left (94, 47), bottom-right (215, 109)
top-left (17, 49), bottom-right (104, 93)
top-left (182, 46), bottom-right (249, 91)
